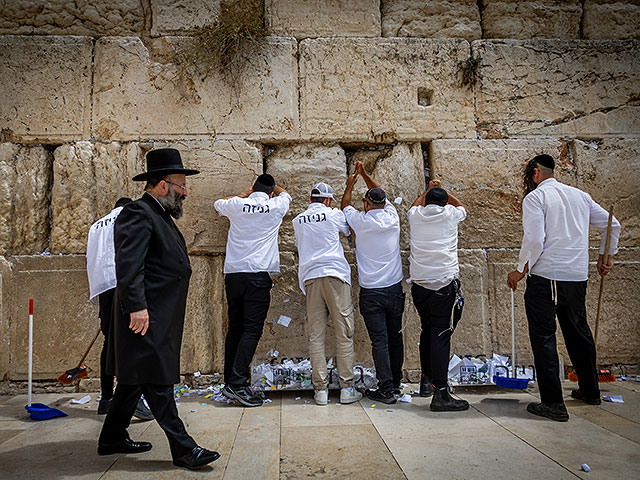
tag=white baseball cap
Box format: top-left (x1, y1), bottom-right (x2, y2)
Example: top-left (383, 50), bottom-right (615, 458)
top-left (310, 182), bottom-right (334, 199)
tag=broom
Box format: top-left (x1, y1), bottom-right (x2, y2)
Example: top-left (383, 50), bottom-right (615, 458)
top-left (57, 326), bottom-right (101, 385)
top-left (568, 205), bottom-right (616, 383)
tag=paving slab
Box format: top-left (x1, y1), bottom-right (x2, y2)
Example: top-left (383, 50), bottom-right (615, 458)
top-left (463, 390), bottom-right (640, 480)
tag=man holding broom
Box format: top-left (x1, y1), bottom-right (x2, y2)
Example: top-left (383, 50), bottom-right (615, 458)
top-left (98, 148), bottom-right (219, 469)
top-left (507, 154), bottom-right (620, 422)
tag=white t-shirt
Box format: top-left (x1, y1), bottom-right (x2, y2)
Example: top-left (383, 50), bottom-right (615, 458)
top-left (343, 200), bottom-right (403, 289)
top-left (293, 202), bottom-right (351, 294)
top-left (518, 178), bottom-right (620, 282)
top-left (408, 204), bottom-right (466, 290)
top-left (86, 206), bottom-right (124, 303)
top-left (214, 191), bottom-right (291, 274)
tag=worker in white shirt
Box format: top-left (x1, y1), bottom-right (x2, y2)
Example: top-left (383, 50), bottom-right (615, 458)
top-left (507, 154), bottom-right (620, 422)
top-left (86, 197), bottom-right (153, 420)
top-left (408, 179), bottom-right (469, 412)
top-left (293, 182), bottom-right (363, 406)
top-left (214, 174), bottom-right (291, 407)
top-left (341, 161), bottom-right (405, 405)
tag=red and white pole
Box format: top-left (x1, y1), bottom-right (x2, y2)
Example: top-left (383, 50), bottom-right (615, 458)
top-left (28, 298), bottom-right (33, 406)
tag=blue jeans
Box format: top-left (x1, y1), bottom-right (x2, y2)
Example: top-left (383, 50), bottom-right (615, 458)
top-left (359, 282), bottom-right (405, 392)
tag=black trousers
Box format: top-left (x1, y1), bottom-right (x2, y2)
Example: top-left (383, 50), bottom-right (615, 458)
top-left (524, 274), bottom-right (600, 404)
top-left (359, 282), bottom-right (405, 392)
top-left (412, 280), bottom-right (463, 389)
top-left (98, 289), bottom-right (115, 400)
top-left (99, 383), bottom-right (197, 459)
top-left (224, 272), bottom-right (272, 387)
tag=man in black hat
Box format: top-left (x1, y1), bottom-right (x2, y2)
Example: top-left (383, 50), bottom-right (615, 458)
top-left (507, 154), bottom-right (620, 422)
top-left (98, 148), bottom-right (220, 469)
top-left (341, 161), bottom-right (405, 405)
top-left (214, 173), bottom-right (291, 407)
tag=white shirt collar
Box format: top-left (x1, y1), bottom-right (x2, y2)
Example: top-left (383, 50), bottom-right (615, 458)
top-left (249, 191), bottom-right (269, 200)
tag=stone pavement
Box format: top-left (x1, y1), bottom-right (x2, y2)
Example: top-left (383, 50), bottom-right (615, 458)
top-left (0, 380), bottom-right (638, 479)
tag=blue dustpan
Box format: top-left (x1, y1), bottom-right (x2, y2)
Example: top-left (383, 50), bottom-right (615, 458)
top-left (493, 374), bottom-right (531, 390)
top-left (25, 403), bottom-right (67, 421)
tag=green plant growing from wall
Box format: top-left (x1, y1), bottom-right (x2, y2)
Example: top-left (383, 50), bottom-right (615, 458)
top-left (175, 0), bottom-right (266, 81)
top-left (458, 55), bottom-right (481, 88)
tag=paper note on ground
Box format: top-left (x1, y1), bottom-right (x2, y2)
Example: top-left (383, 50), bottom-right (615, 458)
top-left (277, 315), bottom-right (292, 327)
top-left (71, 395), bottom-right (91, 405)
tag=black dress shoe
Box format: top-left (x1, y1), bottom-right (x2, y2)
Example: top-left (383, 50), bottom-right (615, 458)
top-left (173, 446), bottom-right (221, 470)
top-left (526, 402), bottom-right (569, 422)
top-left (98, 438), bottom-right (153, 455)
top-left (571, 388), bottom-right (601, 405)
top-left (430, 387), bottom-right (469, 412)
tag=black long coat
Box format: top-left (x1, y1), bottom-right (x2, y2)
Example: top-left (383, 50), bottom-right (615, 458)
top-left (106, 192), bottom-right (191, 385)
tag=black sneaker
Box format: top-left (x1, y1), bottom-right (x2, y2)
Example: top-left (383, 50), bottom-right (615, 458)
top-left (527, 402), bottom-right (569, 422)
top-left (365, 388), bottom-right (397, 405)
top-left (222, 385), bottom-right (263, 407)
top-left (419, 375), bottom-right (435, 397)
top-left (571, 389), bottom-right (601, 405)
top-left (133, 397), bottom-right (154, 421)
top-left (430, 387), bottom-right (469, 412)
top-left (98, 397), bottom-right (112, 415)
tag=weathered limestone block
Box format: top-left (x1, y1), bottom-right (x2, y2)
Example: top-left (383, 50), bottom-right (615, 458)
top-left (0, 36), bottom-right (92, 143)
top-left (481, 1), bottom-right (582, 39)
top-left (430, 139), bottom-right (576, 248)
top-left (265, 143), bottom-right (348, 252)
top-left (583, 1), bottom-right (640, 40)
top-left (0, 144), bottom-right (52, 255)
top-left (181, 255), bottom-right (226, 373)
top-left (93, 36), bottom-right (298, 141)
top-left (381, 0), bottom-right (481, 41)
top-left (575, 139), bottom-right (640, 248)
top-left (50, 142), bottom-right (144, 254)
top-left (0, 256), bottom-right (11, 380)
top-left (474, 40), bottom-right (640, 138)
top-left (299, 38), bottom-right (475, 141)
top-left (346, 143), bottom-right (425, 250)
top-left (154, 140), bottom-right (262, 254)
top-left (585, 248), bottom-right (640, 364)
top-left (151, 0), bottom-right (220, 36)
top-left (0, 0), bottom-right (145, 35)
top-left (488, 248), bottom-right (640, 368)
top-left (452, 250), bottom-right (491, 356)
top-left (266, 0), bottom-right (381, 38)
top-left (7, 256), bottom-right (99, 380)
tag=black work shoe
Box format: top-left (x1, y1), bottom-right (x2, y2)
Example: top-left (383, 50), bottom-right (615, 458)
top-left (526, 402), bottom-right (569, 422)
top-left (419, 375), bottom-right (435, 397)
top-left (173, 446), bottom-right (220, 470)
top-left (571, 389), bottom-right (601, 405)
top-left (98, 438), bottom-right (152, 455)
top-left (365, 388), bottom-right (397, 405)
top-left (133, 397), bottom-right (154, 421)
top-left (430, 387), bottom-right (469, 412)
top-left (222, 384), bottom-right (263, 407)
top-left (98, 397), bottom-right (112, 415)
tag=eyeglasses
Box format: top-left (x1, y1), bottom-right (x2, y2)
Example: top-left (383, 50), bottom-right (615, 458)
top-left (164, 180), bottom-right (187, 193)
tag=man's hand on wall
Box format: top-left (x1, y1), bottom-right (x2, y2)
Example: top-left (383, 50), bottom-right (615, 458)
top-left (130, 309), bottom-right (149, 336)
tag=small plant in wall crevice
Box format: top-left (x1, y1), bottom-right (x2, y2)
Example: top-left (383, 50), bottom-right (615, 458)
top-left (175, 0), bottom-right (266, 81)
top-left (458, 55), bottom-right (482, 88)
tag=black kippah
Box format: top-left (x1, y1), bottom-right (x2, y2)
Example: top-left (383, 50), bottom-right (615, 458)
top-left (365, 187), bottom-right (386, 204)
top-left (425, 188), bottom-right (448, 207)
top-left (256, 173), bottom-right (275, 187)
top-left (533, 154), bottom-right (555, 170)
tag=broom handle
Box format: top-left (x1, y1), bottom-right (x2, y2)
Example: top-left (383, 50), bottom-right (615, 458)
top-left (28, 299), bottom-right (33, 406)
top-left (594, 205), bottom-right (614, 346)
top-left (76, 326), bottom-right (102, 368)
top-left (511, 289), bottom-right (516, 379)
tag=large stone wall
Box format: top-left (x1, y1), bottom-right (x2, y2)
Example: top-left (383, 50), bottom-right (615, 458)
top-left (0, 1), bottom-right (638, 385)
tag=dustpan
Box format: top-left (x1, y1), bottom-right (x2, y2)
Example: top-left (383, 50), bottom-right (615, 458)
top-left (493, 290), bottom-right (533, 390)
top-left (24, 299), bottom-right (68, 421)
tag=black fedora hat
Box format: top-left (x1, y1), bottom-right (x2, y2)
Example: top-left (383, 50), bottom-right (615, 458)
top-left (132, 148), bottom-right (200, 181)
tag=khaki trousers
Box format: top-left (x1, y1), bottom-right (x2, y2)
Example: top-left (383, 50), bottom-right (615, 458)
top-left (305, 276), bottom-right (355, 390)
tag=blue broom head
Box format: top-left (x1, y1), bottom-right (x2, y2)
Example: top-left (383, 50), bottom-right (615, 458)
top-left (25, 403), bottom-right (68, 421)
